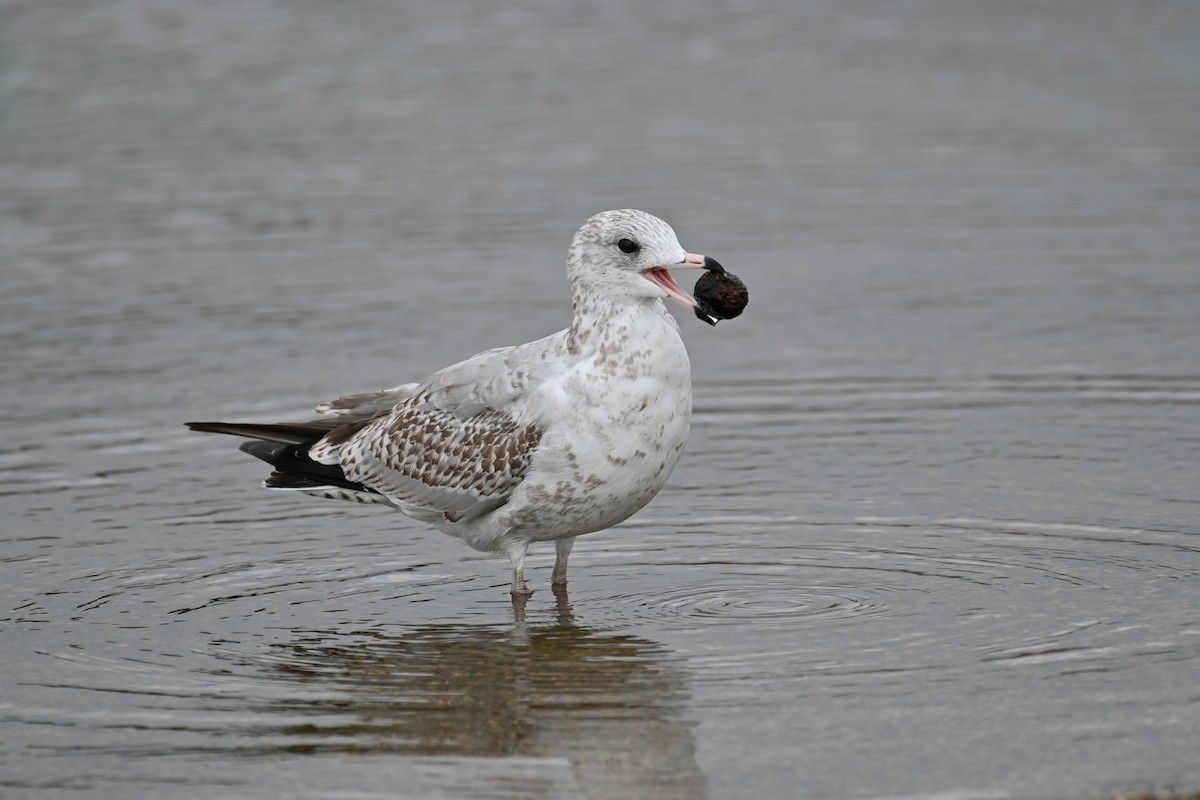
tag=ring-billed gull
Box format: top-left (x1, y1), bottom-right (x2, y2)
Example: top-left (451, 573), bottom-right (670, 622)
top-left (187, 209), bottom-right (727, 595)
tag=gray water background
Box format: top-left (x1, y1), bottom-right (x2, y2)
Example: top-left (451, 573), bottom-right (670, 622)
top-left (2, 1), bottom-right (1199, 798)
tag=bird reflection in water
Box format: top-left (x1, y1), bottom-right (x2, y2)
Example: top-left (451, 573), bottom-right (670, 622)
top-left (261, 586), bottom-right (707, 800)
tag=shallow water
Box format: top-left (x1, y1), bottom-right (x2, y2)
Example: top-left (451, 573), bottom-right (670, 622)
top-left (3, 1), bottom-right (1199, 798)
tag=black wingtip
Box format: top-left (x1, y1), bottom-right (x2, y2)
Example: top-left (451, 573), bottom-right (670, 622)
top-left (239, 439), bottom-right (285, 462)
top-left (237, 439), bottom-right (379, 495)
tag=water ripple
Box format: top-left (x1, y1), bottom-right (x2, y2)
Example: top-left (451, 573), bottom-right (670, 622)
top-left (588, 573), bottom-right (889, 626)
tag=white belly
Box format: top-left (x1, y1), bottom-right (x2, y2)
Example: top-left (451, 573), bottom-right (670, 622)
top-left (490, 308), bottom-right (693, 542)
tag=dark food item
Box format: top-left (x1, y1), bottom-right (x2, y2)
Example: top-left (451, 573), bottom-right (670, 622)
top-left (693, 260), bottom-right (748, 325)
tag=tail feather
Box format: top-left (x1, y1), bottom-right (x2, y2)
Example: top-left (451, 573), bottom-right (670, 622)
top-left (185, 420), bottom-right (343, 446)
top-left (187, 419), bottom-right (379, 497)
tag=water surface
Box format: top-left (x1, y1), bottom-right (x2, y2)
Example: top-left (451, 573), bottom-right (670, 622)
top-left (3, 1), bottom-right (1199, 798)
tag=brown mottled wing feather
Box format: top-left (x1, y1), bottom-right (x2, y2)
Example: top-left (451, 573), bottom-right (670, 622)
top-left (311, 391), bottom-right (543, 524)
top-left (313, 383), bottom-right (420, 420)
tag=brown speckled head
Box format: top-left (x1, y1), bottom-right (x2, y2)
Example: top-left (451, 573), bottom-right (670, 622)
top-left (567, 209), bottom-right (714, 315)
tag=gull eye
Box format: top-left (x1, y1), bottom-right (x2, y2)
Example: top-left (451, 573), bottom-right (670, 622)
top-left (617, 238), bottom-right (640, 254)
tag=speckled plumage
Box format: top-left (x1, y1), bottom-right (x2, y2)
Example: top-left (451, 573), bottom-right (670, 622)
top-left (188, 209), bottom-right (718, 594)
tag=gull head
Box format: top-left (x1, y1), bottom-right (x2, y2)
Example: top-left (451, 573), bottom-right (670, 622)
top-left (567, 209), bottom-right (722, 313)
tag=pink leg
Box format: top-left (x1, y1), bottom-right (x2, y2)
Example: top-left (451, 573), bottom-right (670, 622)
top-left (551, 537), bottom-right (575, 585)
top-left (509, 543), bottom-right (533, 596)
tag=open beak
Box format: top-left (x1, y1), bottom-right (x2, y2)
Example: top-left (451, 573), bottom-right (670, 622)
top-left (641, 254), bottom-right (725, 314)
